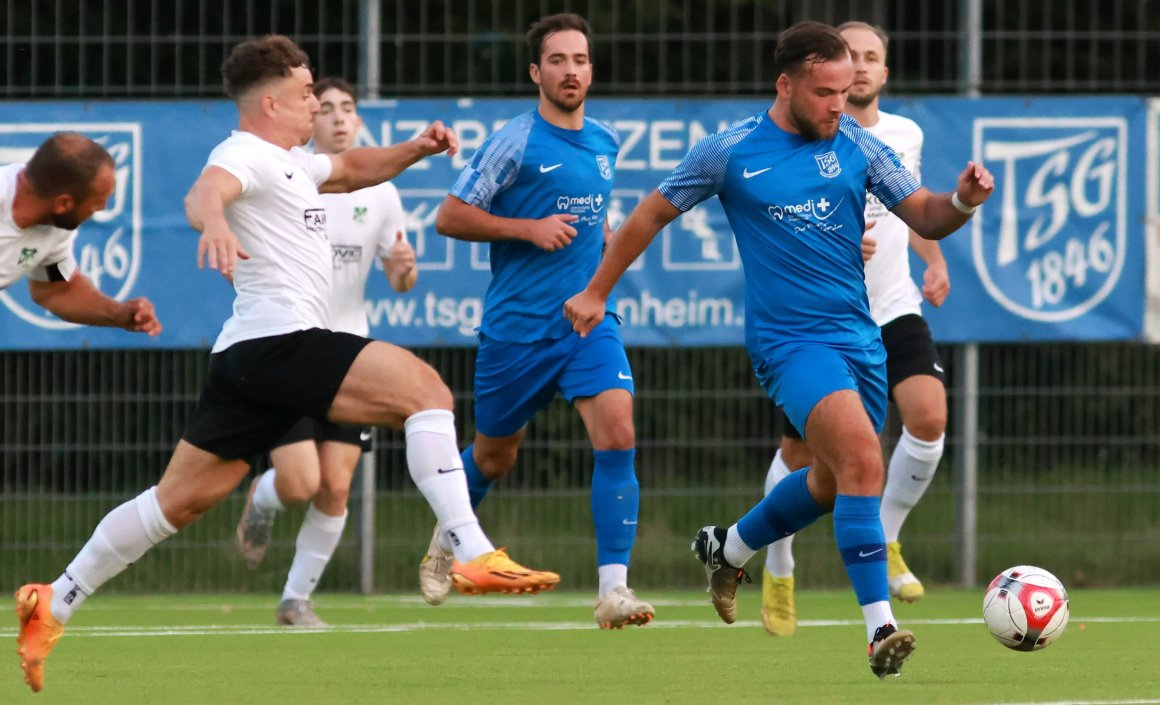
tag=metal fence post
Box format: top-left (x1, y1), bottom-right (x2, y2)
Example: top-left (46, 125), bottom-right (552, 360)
top-left (954, 343), bottom-right (980, 588)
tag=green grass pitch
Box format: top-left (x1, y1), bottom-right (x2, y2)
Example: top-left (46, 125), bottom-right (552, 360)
top-left (2, 589), bottom-right (1157, 705)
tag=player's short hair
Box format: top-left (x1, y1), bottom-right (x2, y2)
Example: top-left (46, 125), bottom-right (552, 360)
top-left (836, 21), bottom-right (890, 54)
top-left (773, 21), bottom-right (851, 77)
top-left (314, 76), bottom-right (357, 104)
top-left (24, 132), bottom-right (114, 201)
top-left (526, 13), bottom-right (592, 66)
top-left (221, 35), bottom-right (311, 100)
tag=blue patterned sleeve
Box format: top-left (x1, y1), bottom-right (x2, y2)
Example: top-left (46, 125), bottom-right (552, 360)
top-left (449, 114), bottom-right (533, 211)
top-left (842, 119), bottom-right (920, 209)
top-left (658, 116), bottom-right (757, 212)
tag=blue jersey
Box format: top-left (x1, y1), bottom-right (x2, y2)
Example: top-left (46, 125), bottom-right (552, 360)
top-left (450, 109), bottom-right (620, 343)
top-left (658, 111), bottom-right (920, 356)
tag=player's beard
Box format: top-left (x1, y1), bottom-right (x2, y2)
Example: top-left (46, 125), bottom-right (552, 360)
top-left (50, 208), bottom-right (85, 230)
top-left (847, 85), bottom-right (880, 109)
top-left (788, 99), bottom-right (839, 141)
top-left (544, 80), bottom-right (587, 114)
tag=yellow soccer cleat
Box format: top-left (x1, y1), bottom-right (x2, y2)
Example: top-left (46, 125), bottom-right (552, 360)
top-left (887, 541), bottom-right (925, 603)
top-left (450, 549), bottom-right (560, 596)
top-left (14, 584), bottom-right (64, 693)
top-left (760, 570), bottom-right (797, 636)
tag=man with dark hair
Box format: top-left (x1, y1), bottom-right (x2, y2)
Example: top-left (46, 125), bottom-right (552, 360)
top-left (13, 36), bottom-right (556, 693)
top-left (1, 131), bottom-right (160, 334)
top-left (761, 20), bottom-right (950, 637)
top-left (565, 19), bottom-right (994, 676)
top-left (233, 75), bottom-right (419, 627)
top-left (423, 13), bottom-right (654, 629)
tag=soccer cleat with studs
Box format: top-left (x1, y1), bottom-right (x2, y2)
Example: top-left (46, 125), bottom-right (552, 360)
top-left (449, 549), bottom-right (560, 595)
top-left (868, 622), bottom-right (916, 679)
top-left (594, 586), bottom-right (655, 629)
top-left (14, 584), bottom-right (64, 693)
top-left (690, 525), bottom-right (751, 624)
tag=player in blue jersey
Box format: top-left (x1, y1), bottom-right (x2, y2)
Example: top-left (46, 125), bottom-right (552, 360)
top-left (421, 13), bottom-right (654, 629)
top-left (565, 20), bottom-right (993, 676)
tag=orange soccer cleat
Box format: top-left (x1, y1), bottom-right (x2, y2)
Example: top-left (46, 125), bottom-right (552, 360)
top-left (449, 549), bottom-right (560, 596)
top-left (14, 584), bottom-right (64, 693)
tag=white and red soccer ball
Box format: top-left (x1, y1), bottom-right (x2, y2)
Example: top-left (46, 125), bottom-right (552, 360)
top-left (982, 565), bottom-right (1070, 651)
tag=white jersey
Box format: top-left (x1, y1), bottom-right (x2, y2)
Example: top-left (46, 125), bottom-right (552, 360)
top-left (0, 164), bottom-right (78, 289)
top-left (205, 131), bottom-right (334, 353)
top-left (863, 111), bottom-right (925, 326)
top-left (322, 181), bottom-right (406, 337)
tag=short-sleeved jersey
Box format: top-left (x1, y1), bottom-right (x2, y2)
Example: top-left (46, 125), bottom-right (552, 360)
top-left (658, 111), bottom-right (920, 356)
top-left (863, 111), bottom-right (925, 326)
top-left (0, 163), bottom-right (78, 289)
top-left (450, 109), bottom-right (620, 343)
top-left (205, 131), bottom-right (334, 353)
top-left (322, 181), bottom-right (407, 337)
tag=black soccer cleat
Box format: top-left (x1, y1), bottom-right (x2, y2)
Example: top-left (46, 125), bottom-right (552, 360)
top-left (691, 525), bottom-right (751, 624)
top-left (868, 623), bottom-right (916, 679)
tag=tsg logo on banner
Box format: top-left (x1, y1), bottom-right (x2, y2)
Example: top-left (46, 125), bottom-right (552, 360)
top-left (974, 118), bottom-right (1126, 322)
top-left (0, 122), bottom-right (142, 329)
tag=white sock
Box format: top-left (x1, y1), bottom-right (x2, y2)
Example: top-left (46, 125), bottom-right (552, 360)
top-left (723, 524), bottom-right (757, 568)
top-left (597, 563), bottom-right (628, 599)
top-left (862, 600), bottom-right (897, 642)
top-left (881, 428), bottom-right (944, 542)
top-left (404, 409), bottom-right (494, 562)
top-left (282, 505), bottom-right (347, 601)
top-left (51, 487), bottom-right (177, 624)
top-left (251, 468), bottom-right (284, 518)
top-left (763, 451), bottom-right (796, 578)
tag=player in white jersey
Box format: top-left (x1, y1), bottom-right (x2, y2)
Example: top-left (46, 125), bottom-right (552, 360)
top-left (0, 132), bottom-right (160, 335)
top-left (760, 21), bottom-right (951, 637)
top-left (233, 77), bottom-right (420, 627)
top-left (13, 36), bottom-right (557, 693)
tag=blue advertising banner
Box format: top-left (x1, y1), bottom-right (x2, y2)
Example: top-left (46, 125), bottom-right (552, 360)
top-left (0, 96), bottom-right (1148, 348)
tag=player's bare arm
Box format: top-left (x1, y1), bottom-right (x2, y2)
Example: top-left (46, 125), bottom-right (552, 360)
top-left (564, 189), bottom-right (681, 336)
top-left (861, 221), bottom-right (878, 262)
top-left (891, 160), bottom-right (995, 241)
top-left (908, 229), bottom-right (950, 306)
top-left (384, 231), bottom-right (418, 293)
top-left (321, 121), bottom-right (459, 194)
top-left (185, 166), bottom-right (249, 274)
top-left (435, 194), bottom-right (580, 251)
top-left (29, 272), bottom-right (162, 335)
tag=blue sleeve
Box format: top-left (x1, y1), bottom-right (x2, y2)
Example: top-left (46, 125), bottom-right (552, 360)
top-left (449, 115), bottom-right (533, 211)
top-left (843, 122), bottom-right (920, 209)
top-left (657, 132), bottom-right (733, 212)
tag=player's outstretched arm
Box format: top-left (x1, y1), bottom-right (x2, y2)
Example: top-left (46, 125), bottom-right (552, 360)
top-left (564, 190), bottom-right (681, 337)
top-left (892, 161), bottom-right (995, 241)
top-left (185, 166), bottom-right (249, 275)
top-left (323, 121), bottom-right (459, 194)
top-left (29, 273), bottom-right (162, 335)
top-left (435, 195), bottom-right (580, 251)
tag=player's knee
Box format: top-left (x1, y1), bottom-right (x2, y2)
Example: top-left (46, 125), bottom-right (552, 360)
top-left (781, 439), bottom-right (813, 470)
top-left (598, 419), bottom-right (635, 450)
top-left (475, 445), bottom-right (517, 479)
top-left (315, 480), bottom-right (350, 512)
top-left (280, 471), bottom-right (320, 505)
top-left (905, 410), bottom-right (947, 441)
top-left (406, 365), bottom-right (454, 414)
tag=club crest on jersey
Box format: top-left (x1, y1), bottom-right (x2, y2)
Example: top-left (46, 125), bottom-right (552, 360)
top-left (17, 247), bottom-right (37, 269)
top-left (353, 206), bottom-right (368, 223)
top-left (596, 154), bottom-right (612, 180)
top-left (814, 151), bottom-right (841, 178)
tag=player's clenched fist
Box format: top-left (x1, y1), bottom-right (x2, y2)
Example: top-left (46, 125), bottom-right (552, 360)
top-left (524, 214), bottom-right (579, 251)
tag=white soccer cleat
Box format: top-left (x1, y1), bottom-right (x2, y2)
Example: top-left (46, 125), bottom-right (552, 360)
top-left (594, 586), bottom-right (655, 629)
top-left (419, 524), bottom-right (454, 605)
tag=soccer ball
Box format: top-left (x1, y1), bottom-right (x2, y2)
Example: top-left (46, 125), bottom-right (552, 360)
top-left (982, 565), bottom-right (1070, 651)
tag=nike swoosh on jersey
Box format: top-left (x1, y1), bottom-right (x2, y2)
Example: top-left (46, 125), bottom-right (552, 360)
top-left (539, 163), bottom-right (563, 173)
top-left (742, 166), bottom-right (772, 179)
top-left (283, 170), bottom-right (294, 180)
top-left (618, 371), bottom-right (633, 380)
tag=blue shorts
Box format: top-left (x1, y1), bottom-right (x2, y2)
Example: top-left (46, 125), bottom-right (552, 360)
top-left (751, 339), bottom-right (887, 439)
top-left (473, 317), bottom-right (634, 438)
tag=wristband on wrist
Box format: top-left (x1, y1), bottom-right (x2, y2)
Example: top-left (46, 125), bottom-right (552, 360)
top-left (951, 192), bottom-right (977, 214)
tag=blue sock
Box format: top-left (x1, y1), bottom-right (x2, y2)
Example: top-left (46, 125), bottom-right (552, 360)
top-left (461, 444), bottom-right (492, 511)
top-left (736, 467), bottom-right (827, 549)
top-left (834, 494), bottom-right (890, 605)
top-left (591, 449), bottom-right (638, 566)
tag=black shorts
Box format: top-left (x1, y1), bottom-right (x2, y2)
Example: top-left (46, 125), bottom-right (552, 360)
top-left (780, 314), bottom-right (944, 440)
top-left (274, 416), bottom-right (374, 453)
top-left (182, 328), bottom-right (373, 462)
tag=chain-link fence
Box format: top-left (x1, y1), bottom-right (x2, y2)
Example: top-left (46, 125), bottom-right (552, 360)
top-left (2, 0), bottom-right (1160, 594)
